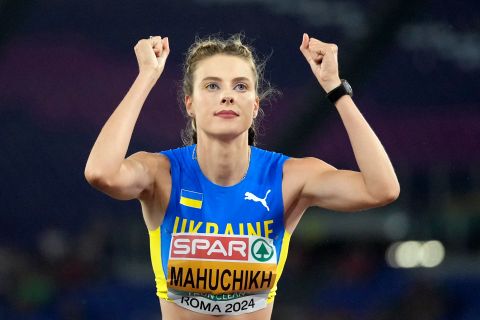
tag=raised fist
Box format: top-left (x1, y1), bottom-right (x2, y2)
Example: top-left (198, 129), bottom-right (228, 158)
top-left (299, 33), bottom-right (341, 93)
top-left (134, 36), bottom-right (170, 78)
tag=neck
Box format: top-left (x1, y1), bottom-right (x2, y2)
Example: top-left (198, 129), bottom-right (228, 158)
top-left (195, 134), bottom-right (250, 187)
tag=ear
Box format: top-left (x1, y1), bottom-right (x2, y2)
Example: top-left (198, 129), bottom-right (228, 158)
top-left (253, 96), bottom-right (260, 118)
top-left (185, 95), bottom-right (193, 116)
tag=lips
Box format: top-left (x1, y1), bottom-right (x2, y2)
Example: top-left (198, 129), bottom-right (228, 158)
top-left (215, 110), bottom-right (239, 116)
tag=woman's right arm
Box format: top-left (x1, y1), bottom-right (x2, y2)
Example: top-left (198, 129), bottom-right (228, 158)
top-left (84, 36), bottom-right (170, 200)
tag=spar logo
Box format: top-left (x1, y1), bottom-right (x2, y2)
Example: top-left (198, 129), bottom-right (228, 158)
top-left (170, 234), bottom-right (249, 261)
top-left (251, 238), bottom-right (274, 262)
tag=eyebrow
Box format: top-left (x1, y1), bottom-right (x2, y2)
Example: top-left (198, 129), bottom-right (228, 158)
top-left (200, 76), bottom-right (252, 83)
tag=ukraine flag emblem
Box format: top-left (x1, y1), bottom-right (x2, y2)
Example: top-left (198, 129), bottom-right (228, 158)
top-left (180, 189), bottom-right (203, 209)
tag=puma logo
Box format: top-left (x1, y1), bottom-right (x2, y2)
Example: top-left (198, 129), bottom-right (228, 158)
top-left (244, 189), bottom-right (271, 211)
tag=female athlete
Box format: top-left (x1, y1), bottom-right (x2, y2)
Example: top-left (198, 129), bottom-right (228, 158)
top-left (85, 33), bottom-right (399, 320)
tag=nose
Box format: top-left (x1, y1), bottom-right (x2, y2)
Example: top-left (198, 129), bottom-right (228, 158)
top-left (221, 96), bottom-right (234, 104)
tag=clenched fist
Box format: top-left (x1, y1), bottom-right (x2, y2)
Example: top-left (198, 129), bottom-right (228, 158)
top-left (134, 36), bottom-right (170, 79)
top-left (299, 33), bottom-right (341, 93)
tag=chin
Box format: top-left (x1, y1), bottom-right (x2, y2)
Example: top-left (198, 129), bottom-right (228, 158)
top-left (204, 128), bottom-right (248, 141)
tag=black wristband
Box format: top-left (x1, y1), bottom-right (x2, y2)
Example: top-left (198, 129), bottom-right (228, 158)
top-left (327, 79), bottom-right (353, 104)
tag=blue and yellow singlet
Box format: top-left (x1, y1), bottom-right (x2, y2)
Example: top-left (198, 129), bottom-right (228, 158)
top-left (148, 144), bottom-right (291, 315)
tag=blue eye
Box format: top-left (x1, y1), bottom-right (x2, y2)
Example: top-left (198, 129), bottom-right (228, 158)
top-left (234, 83), bottom-right (247, 91)
top-left (206, 83), bottom-right (219, 90)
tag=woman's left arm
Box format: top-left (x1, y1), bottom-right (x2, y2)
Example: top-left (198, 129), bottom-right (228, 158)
top-left (294, 33), bottom-right (400, 211)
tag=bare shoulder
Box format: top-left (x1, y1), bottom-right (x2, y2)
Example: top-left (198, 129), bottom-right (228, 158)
top-left (152, 152), bottom-right (172, 189)
top-left (129, 151), bottom-right (170, 172)
top-left (86, 150), bottom-right (173, 202)
top-left (283, 156), bottom-right (336, 190)
top-left (281, 157), bottom-right (336, 233)
top-left (129, 151), bottom-right (171, 198)
top-left (133, 151), bottom-right (172, 230)
top-left (284, 156), bottom-right (336, 171)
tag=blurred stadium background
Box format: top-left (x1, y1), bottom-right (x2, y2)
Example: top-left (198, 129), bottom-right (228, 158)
top-left (1, 0), bottom-right (479, 319)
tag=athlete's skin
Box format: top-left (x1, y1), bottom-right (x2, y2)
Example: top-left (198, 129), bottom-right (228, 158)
top-left (85, 34), bottom-right (400, 320)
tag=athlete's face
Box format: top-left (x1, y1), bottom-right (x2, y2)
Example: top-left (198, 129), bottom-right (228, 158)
top-left (185, 54), bottom-right (259, 142)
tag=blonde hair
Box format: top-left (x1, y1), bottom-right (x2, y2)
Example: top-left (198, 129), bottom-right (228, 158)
top-left (180, 33), bottom-right (277, 146)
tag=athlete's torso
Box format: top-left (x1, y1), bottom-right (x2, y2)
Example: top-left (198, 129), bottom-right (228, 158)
top-left (140, 145), bottom-right (308, 319)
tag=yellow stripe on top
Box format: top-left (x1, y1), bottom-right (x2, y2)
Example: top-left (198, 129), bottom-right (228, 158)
top-left (179, 197), bottom-right (202, 209)
top-left (267, 230), bottom-right (291, 303)
top-left (148, 227), bottom-right (169, 300)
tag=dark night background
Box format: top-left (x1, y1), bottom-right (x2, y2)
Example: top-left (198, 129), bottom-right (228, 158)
top-left (1, 0), bottom-right (479, 319)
